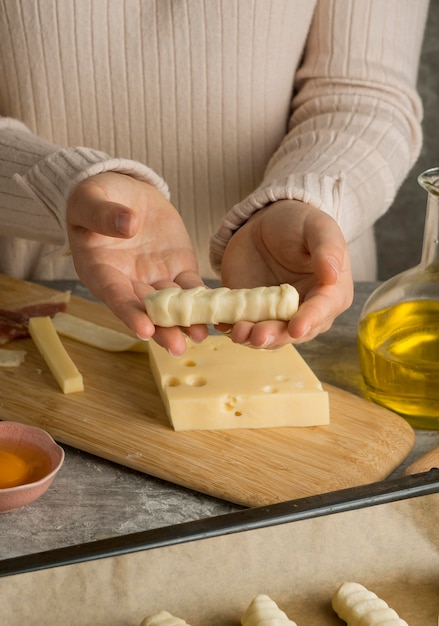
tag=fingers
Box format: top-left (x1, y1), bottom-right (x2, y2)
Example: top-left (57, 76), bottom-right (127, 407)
top-left (216, 304), bottom-right (335, 350)
top-left (81, 265), bottom-right (155, 339)
top-left (287, 298), bottom-right (339, 344)
top-left (225, 320), bottom-right (290, 349)
top-left (152, 324), bottom-right (209, 356)
top-left (218, 318), bottom-right (316, 350)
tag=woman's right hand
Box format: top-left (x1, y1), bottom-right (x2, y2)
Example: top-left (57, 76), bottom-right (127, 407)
top-left (66, 172), bottom-right (208, 355)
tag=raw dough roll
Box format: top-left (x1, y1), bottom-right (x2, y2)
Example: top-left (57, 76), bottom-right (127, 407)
top-left (241, 594), bottom-right (298, 626)
top-left (144, 284), bottom-right (299, 327)
top-left (332, 582), bottom-right (409, 626)
top-left (139, 611), bottom-right (191, 626)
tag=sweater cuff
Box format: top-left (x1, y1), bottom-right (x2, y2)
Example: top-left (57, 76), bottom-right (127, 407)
top-left (209, 172), bottom-right (344, 274)
top-left (13, 146), bottom-right (170, 254)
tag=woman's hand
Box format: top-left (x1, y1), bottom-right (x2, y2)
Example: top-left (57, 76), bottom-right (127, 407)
top-left (218, 199), bottom-right (354, 348)
top-left (66, 172), bottom-right (208, 355)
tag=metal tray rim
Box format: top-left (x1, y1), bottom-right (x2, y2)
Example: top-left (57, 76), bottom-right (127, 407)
top-left (1, 469), bottom-right (438, 579)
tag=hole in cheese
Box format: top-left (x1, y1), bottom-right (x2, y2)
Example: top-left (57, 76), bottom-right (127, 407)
top-left (225, 396), bottom-right (238, 411)
top-left (184, 360), bottom-right (197, 367)
top-left (262, 386), bottom-right (278, 394)
top-left (164, 377), bottom-right (181, 387)
top-left (184, 375), bottom-right (207, 387)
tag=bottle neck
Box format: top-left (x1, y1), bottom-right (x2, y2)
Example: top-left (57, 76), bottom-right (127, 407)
top-left (420, 191), bottom-right (439, 266)
top-left (418, 169), bottom-right (439, 268)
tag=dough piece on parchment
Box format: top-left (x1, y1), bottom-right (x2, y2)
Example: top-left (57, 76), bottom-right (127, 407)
top-left (332, 582), bottom-right (409, 626)
top-left (144, 284), bottom-right (299, 327)
top-left (241, 594), bottom-right (298, 626)
top-left (139, 609), bottom-right (192, 626)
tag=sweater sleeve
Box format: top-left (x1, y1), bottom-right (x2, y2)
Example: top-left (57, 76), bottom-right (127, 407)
top-left (0, 117), bottom-right (170, 251)
top-left (210, 0), bottom-right (429, 273)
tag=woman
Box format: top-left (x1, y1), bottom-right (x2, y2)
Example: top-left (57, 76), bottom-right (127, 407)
top-left (0, 0), bottom-right (428, 354)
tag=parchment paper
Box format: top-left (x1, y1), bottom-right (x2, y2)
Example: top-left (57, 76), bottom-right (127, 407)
top-left (1, 493), bottom-right (438, 626)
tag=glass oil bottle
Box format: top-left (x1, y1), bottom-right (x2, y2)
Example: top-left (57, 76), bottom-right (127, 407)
top-left (358, 167), bottom-right (439, 429)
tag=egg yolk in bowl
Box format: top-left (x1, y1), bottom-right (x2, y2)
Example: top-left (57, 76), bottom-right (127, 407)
top-left (0, 445), bottom-right (51, 489)
top-left (0, 451), bottom-right (30, 488)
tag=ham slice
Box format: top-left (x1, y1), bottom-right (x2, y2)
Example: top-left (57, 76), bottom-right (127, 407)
top-left (0, 292), bottom-right (70, 344)
top-left (0, 314), bottom-right (28, 343)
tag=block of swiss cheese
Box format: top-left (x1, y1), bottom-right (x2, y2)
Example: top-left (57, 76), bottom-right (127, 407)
top-left (148, 335), bottom-right (329, 431)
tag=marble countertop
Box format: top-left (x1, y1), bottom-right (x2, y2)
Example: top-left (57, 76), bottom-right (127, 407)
top-left (1, 281), bottom-right (438, 562)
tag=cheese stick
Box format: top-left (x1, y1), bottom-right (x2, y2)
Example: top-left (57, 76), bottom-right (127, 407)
top-left (241, 594), bottom-right (298, 626)
top-left (144, 284), bottom-right (299, 327)
top-left (29, 316), bottom-right (84, 394)
top-left (332, 582), bottom-right (409, 626)
top-left (139, 610), bottom-right (192, 626)
top-left (52, 312), bottom-right (148, 352)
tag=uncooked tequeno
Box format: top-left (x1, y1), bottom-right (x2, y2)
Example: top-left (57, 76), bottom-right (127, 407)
top-left (139, 585), bottom-right (410, 626)
top-left (139, 610), bottom-right (191, 626)
top-left (241, 594), bottom-right (298, 626)
top-left (332, 582), bottom-right (409, 626)
top-left (144, 284), bottom-right (299, 327)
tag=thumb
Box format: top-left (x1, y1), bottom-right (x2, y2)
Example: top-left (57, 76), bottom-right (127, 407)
top-left (67, 192), bottom-right (139, 239)
top-left (316, 254), bottom-right (342, 285)
top-left (306, 218), bottom-right (347, 285)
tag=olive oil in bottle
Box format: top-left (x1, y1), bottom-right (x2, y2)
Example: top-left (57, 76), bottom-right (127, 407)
top-left (358, 299), bottom-right (439, 429)
top-left (358, 167), bottom-right (439, 430)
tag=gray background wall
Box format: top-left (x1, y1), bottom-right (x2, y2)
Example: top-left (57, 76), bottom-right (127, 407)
top-left (375, 0), bottom-right (439, 280)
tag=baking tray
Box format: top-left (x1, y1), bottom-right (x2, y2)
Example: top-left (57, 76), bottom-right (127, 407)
top-left (1, 468), bottom-right (438, 578)
top-left (1, 470), bottom-right (438, 626)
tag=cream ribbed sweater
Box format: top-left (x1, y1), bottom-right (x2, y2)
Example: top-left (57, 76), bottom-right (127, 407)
top-left (0, 0), bottom-right (428, 281)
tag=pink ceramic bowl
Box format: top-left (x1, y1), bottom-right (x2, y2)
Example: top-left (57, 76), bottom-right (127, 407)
top-left (0, 421), bottom-right (65, 513)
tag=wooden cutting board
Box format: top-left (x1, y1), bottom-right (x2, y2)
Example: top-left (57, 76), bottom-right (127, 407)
top-left (0, 274), bottom-right (415, 507)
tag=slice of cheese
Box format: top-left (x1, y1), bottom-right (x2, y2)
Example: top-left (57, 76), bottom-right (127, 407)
top-left (29, 316), bottom-right (84, 394)
top-left (52, 312), bottom-right (149, 352)
top-left (0, 348), bottom-right (27, 367)
top-left (148, 335), bottom-right (329, 431)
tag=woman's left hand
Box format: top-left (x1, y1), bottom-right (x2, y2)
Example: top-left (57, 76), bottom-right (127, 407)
top-left (218, 199), bottom-right (354, 348)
